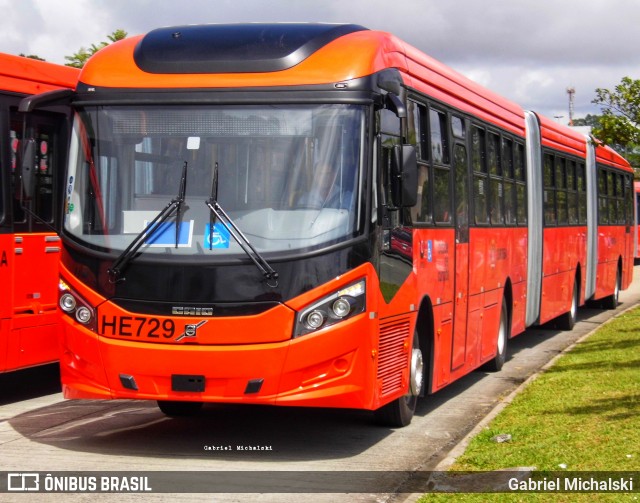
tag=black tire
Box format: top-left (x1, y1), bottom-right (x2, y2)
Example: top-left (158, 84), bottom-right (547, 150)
top-left (374, 392), bottom-right (418, 428)
top-left (557, 280), bottom-right (578, 330)
top-left (157, 400), bottom-right (203, 417)
top-left (483, 298), bottom-right (508, 372)
top-left (602, 268), bottom-right (621, 310)
top-left (374, 331), bottom-right (423, 428)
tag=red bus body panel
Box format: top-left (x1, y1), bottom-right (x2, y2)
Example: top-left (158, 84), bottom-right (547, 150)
top-left (635, 181), bottom-right (640, 259)
top-left (0, 53), bottom-right (79, 95)
top-left (0, 53), bottom-right (78, 373)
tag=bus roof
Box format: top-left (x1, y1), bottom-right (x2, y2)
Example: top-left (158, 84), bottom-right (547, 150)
top-left (80, 23), bottom-right (526, 135)
top-left (536, 113), bottom-right (588, 158)
top-left (595, 142), bottom-right (633, 171)
top-left (77, 23), bottom-right (630, 168)
top-left (0, 52), bottom-right (79, 95)
top-left (80, 24), bottom-right (401, 90)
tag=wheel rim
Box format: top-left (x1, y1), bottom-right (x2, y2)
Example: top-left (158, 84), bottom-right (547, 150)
top-left (570, 283), bottom-right (578, 319)
top-left (497, 311), bottom-right (506, 355)
top-left (410, 346), bottom-right (424, 396)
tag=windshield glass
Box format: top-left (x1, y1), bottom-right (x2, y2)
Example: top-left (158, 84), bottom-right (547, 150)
top-left (64, 104), bottom-right (364, 257)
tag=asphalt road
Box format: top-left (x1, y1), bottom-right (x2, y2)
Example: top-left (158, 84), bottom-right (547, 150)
top-left (1, 265), bottom-right (638, 503)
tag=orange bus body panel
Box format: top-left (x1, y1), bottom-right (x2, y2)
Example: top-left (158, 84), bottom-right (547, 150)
top-left (57, 25), bottom-right (634, 417)
top-left (60, 262), bottom-right (400, 410)
top-left (80, 32), bottom-right (407, 90)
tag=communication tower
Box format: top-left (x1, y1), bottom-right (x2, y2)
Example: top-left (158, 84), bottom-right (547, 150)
top-left (567, 87), bottom-right (575, 126)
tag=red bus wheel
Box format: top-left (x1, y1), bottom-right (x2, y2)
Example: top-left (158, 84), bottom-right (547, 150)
top-left (602, 268), bottom-right (621, 310)
top-left (374, 331), bottom-right (422, 427)
top-left (483, 298), bottom-right (508, 372)
top-left (558, 280), bottom-right (578, 330)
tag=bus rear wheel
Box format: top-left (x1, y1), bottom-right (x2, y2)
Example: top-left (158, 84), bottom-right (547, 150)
top-left (482, 298), bottom-right (508, 372)
top-left (374, 331), bottom-right (423, 428)
top-left (157, 400), bottom-right (203, 417)
top-left (558, 280), bottom-right (578, 330)
top-left (602, 268), bottom-right (621, 310)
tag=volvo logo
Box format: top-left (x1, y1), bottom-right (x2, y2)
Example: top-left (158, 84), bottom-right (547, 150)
top-left (172, 306), bottom-right (214, 316)
top-left (176, 320), bottom-right (208, 342)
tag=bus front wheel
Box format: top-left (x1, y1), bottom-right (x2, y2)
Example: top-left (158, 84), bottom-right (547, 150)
top-left (374, 331), bottom-right (423, 428)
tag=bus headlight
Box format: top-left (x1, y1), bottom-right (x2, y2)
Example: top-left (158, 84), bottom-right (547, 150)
top-left (294, 279), bottom-right (366, 338)
top-left (59, 279), bottom-right (96, 330)
top-left (305, 310), bottom-right (326, 329)
top-left (60, 293), bottom-right (77, 312)
top-left (331, 298), bottom-right (351, 318)
top-left (75, 307), bottom-right (93, 324)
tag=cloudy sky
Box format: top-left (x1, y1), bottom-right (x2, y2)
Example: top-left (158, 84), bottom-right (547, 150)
top-left (3, 0), bottom-right (639, 121)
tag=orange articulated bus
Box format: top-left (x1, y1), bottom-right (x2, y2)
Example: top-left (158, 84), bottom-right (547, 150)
top-left (22, 24), bottom-right (633, 426)
top-left (0, 53), bottom-right (78, 373)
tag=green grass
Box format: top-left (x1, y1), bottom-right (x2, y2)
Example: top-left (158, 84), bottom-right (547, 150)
top-left (418, 306), bottom-right (640, 502)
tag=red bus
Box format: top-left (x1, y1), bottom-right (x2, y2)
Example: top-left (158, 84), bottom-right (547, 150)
top-left (23, 24), bottom-right (634, 426)
top-left (0, 53), bottom-right (78, 373)
top-left (635, 181), bottom-right (640, 260)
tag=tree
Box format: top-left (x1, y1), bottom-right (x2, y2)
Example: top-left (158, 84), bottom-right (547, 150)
top-left (571, 114), bottom-right (601, 129)
top-left (19, 53), bottom-right (46, 61)
top-left (65, 29), bottom-right (127, 69)
top-left (592, 77), bottom-right (640, 176)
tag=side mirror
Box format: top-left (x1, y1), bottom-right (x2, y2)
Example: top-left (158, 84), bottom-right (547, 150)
top-left (19, 138), bottom-right (37, 200)
top-left (390, 144), bottom-right (418, 208)
top-left (385, 93), bottom-right (406, 119)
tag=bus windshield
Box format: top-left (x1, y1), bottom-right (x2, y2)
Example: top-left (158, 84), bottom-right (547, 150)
top-left (64, 104), bottom-right (365, 257)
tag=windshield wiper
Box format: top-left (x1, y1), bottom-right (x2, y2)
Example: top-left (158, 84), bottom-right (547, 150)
top-left (205, 162), bottom-right (278, 288)
top-left (108, 161), bottom-right (188, 283)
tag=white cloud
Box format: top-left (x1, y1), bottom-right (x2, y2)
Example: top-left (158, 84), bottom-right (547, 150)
top-left (1, 0), bottom-right (638, 119)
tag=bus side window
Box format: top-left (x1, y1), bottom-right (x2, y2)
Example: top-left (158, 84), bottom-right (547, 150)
top-left (429, 109), bottom-right (449, 165)
top-left (567, 160), bottom-right (578, 225)
top-left (543, 153), bottom-right (556, 226)
top-left (598, 168), bottom-right (608, 225)
top-left (502, 137), bottom-right (516, 226)
top-left (472, 126), bottom-right (488, 225)
top-left (10, 113), bottom-right (59, 230)
top-left (625, 174), bottom-right (634, 227)
top-left (556, 157), bottom-right (567, 225)
top-left (515, 142), bottom-right (527, 225)
top-left (488, 132), bottom-right (503, 225)
top-left (430, 109), bottom-right (451, 224)
top-left (408, 101), bottom-right (431, 224)
top-left (577, 163), bottom-right (587, 224)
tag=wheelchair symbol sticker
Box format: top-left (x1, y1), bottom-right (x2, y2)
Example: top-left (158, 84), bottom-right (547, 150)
top-left (205, 223), bottom-right (230, 249)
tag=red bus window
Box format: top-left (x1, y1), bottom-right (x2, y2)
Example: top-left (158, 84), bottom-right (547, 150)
top-left (429, 109), bottom-right (449, 165)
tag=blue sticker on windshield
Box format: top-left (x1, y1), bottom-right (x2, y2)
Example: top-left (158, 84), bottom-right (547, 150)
top-left (205, 223), bottom-right (230, 249)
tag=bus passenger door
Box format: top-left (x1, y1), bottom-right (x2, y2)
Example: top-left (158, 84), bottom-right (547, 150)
top-left (8, 111), bottom-right (63, 369)
top-left (0, 232), bottom-right (11, 371)
top-left (451, 140), bottom-right (471, 371)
